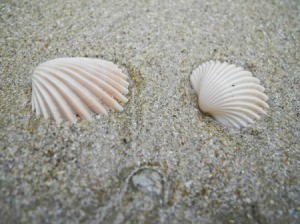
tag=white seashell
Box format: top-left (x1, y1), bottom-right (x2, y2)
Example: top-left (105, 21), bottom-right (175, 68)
top-left (31, 58), bottom-right (129, 123)
top-left (190, 61), bottom-right (269, 129)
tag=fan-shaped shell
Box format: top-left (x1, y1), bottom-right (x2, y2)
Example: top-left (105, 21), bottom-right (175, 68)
top-left (31, 58), bottom-right (129, 123)
top-left (190, 61), bottom-right (269, 129)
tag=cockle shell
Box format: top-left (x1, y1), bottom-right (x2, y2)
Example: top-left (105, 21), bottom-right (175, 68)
top-left (190, 61), bottom-right (269, 129)
top-left (31, 58), bottom-right (129, 123)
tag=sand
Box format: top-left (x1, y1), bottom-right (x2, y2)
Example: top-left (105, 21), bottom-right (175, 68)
top-left (1, 0), bottom-right (299, 223)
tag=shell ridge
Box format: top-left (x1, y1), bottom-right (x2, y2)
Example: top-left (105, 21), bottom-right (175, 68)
top-left (191, 61), bottom-right (268, 128)
top-left (93, 62), bottom-right (128, 79)
top-left (199, 62), bottom-right (215, 102)
top-left (202, 66), bottom-right (246, 103)
top-left (32, 77), bottom-right (42, 115)
top-left (32, 92), bottom-right (40, 115)
top-left (31, 58), bottom-right (130, 122)
top-left (202, 71), bottom-right (259, 106)
top-left (89, 63), bottom-right (128, 81)
top-left (38, 66), bottom-right (111, 114)
top-left (213, 101), bottom-right (267, 115)
top-left (32, 80), bottom-right (51, 119)
top-left (86, 63), bottom-right (129, 86)
top-left (63, 62), bottom-right (129, 93)
top-left (31, 87), bottom-right (36, 111)
top-left (85, 58), bottom-right (120, 70)
top-left (33, 77), bottom-right (63, 122)
top-left (32, 79), bottom-right (42, 116)
top-left (201, 62), bottom-right (232, 103)
top-left (213, 106), bottom-right (261, 120)
top-left (53, 64), bottom-right (124, 109)
top-left (44, 58), bottom-right (128, 82)
top-left (214, 96), bottom-right (269, 109)
top-left (34, 74), bottom-right (78, 122)
top-left (59, 64), bottom-right (129, 102)
top-left (223, 110), bottom-right (254, 125)
top-left (191, 69), bottom-right (202, 93)
top-left (191, 65), bottom-right (205, 92)
top-left (214, 115), bottom-right (236, 128)
top-left (200, 63), bottom-right (239, 103)
top-left (224, 113), bottom-right (247, 128)
top-left (37, 69), bottom-right (93, 120)
top-left (86, 59), bottom-right (127, 79)
top-left (209, 89), bottom-right (268, 109)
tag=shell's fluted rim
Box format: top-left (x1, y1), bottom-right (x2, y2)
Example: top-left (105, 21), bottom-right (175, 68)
top-left (190, 60), bottom-right (269, 129)
top-left (31, 57), bottom-right (129, 123)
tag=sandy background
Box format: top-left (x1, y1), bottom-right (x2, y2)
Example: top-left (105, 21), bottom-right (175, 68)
top-left (1, 0), bottom-right (299, 223)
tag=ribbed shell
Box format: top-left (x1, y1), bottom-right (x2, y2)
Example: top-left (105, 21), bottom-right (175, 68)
top-left (190, 61), bottom-right (269, 129)
top-left (31, 58), bottom-right (129, 123)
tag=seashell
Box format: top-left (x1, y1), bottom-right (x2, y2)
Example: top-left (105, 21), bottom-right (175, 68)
top-left (190, 60), bottom-right (269, 129)
top-left (31, 57), bottom-right (129, 123)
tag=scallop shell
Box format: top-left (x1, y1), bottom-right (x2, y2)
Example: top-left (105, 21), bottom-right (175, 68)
top-left (31, 58), bottom-right (129, 123)
top-left (190, 61), bottom-right (269, 129)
